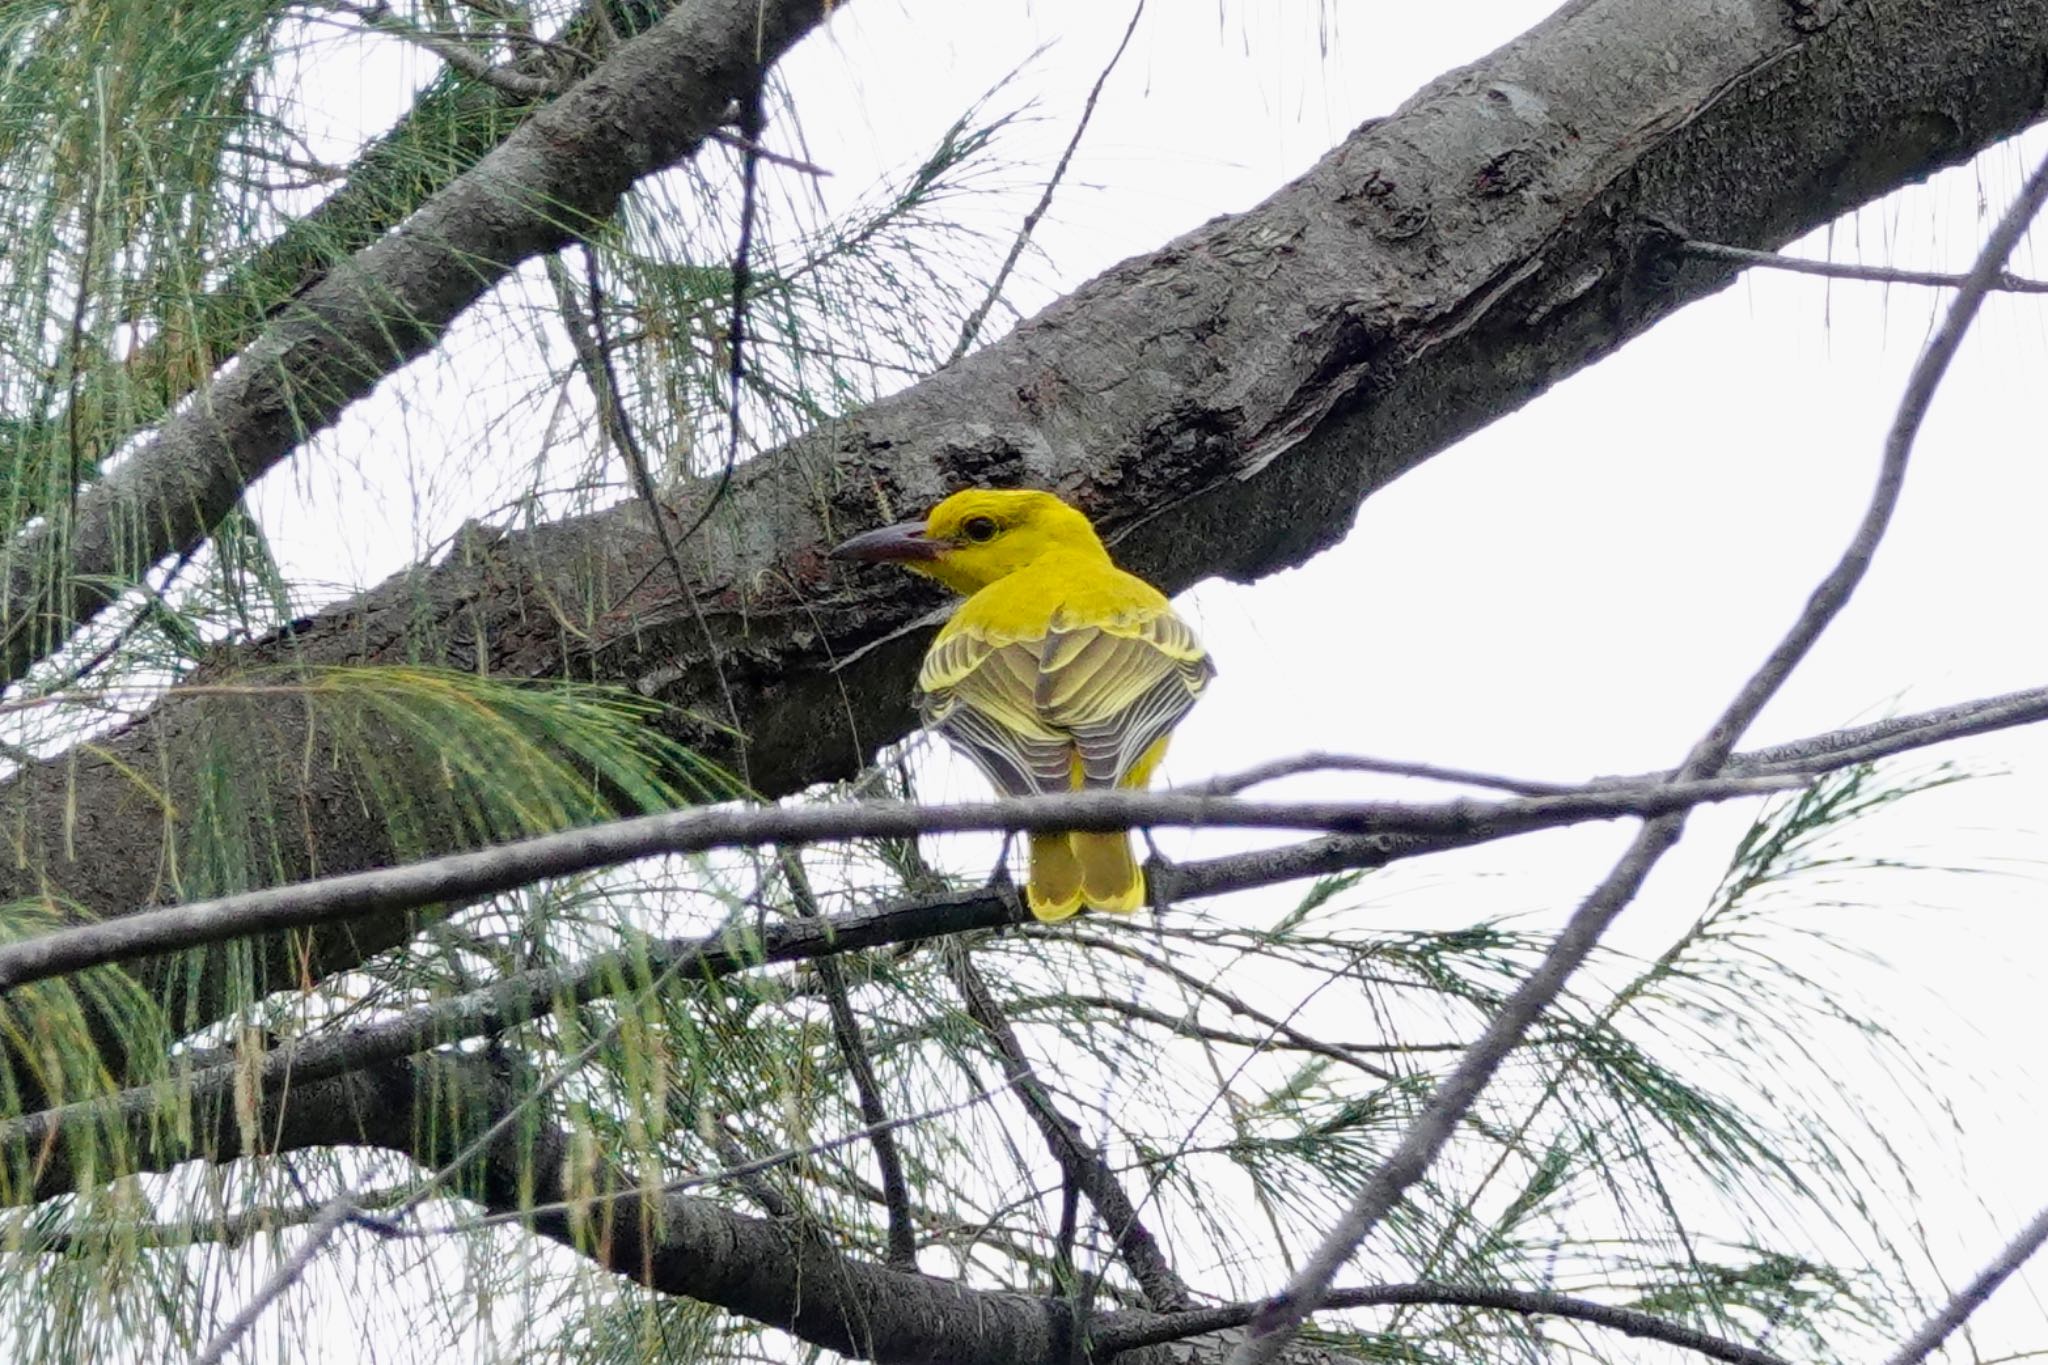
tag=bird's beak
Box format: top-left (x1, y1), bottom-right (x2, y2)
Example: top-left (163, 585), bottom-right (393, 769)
top-left (829, 520), bottom-right (946, 563)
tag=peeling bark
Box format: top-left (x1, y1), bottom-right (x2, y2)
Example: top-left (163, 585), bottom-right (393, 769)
top-left (3, 0), bottom-right (2046, 1071)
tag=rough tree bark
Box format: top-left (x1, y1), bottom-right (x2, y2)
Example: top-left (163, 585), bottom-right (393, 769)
top-left (4, 0), bottom-right (2045, 1068)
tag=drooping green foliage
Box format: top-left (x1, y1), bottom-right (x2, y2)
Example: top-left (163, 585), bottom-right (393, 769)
top-left (0, 2), bottom-right (2012, 1363)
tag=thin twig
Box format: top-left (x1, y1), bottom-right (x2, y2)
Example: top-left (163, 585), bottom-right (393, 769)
top-left (667, 86), bottom-right (765, 548)
top-left (190, 1196), bottom-right (355, 1365)
top-left (1054, 930), bottom-right (1397, 1081)
top-left (709, 1125), bottom-right (796, 1218)
top-left (780, 849), bottom-right (918, 1268)
top-left (329, 0), bottom-right (562, 97)
top-left (708, 127), bottom-right (828, 176)
top-left (1680, 237), bottom-right (2048, 295)
top-left (948, 0), bottom-right (1145, 365)
top-left (1884, 1201), bottom-right (2048, 1365)
top-left (953, 949), bottom-right (1192, 1311)
top-left (387, 907), bottom-right (744, 1222)
top-left (569, 245), bottom-right (750, 785)
top-left (412, 1076), bottom-right (1019, 1235)
top-left (0, 774), bottom-right (1801, 995)
top-left (1098, 1281), bottom-right (1790, 1365)
top-left (1200, 751), bottom-right (1572, 797)
top-left (1226, 148), bottom-right (2048, 1365)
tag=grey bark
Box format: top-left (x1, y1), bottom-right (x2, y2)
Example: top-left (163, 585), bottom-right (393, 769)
top-left (4, 0), bottom-right (2046, 1071)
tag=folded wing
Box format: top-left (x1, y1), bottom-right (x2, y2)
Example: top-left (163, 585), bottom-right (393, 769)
top-left (918, 605), bottom-right (1213, 794)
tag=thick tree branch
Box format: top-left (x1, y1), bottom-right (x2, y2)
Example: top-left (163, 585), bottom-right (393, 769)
top-left (7, 0), bottom-right (2047, 1080)
top-left (953, 949), bottom-right (1193, 1311)
top-left (0, 1039), bottom-right (1787, 1365)
top-left (0, 1044), bottom-right (1289, 1365)
top-left (9, 0), bottom-right (676, 526)
top-left (0, 0), bottom-right (839, 689)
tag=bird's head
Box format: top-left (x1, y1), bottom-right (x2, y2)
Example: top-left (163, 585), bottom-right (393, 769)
top-left (829, 487), bottom-right (1109, 595)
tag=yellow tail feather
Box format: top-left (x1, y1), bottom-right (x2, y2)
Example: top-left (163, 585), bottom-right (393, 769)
top-left (1071, 831), bottom-right (1144, 914)
top-left (1026, 832), bottom-right (1085, 922)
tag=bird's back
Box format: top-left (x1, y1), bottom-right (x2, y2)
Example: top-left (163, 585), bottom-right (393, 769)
top-left (918, 549), bottom-right (1210, 797)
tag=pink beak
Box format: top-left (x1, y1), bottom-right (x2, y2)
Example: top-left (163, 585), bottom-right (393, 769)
top-left (829, 520), bottom-right (945, 563)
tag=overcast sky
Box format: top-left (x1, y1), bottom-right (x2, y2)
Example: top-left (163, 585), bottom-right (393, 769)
top-left (245, 1), bottom-right (2048, 1357)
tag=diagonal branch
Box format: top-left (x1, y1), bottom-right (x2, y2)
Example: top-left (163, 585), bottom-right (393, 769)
top-left (952, 949), bottom-right (1193, 1311)
top-left (1227, 148), bottom-right (2048, 1365)
top-left (9, 0), bottom-right (675, 529)
top-left (946, 0), bottom-right (1146, 365)
top-left (0, 0), bottom-right (842, 690)
top-left (1882, 1200), bottom-right (2048, 1365)
top-left (782, 849), bottom-right (919, 1269)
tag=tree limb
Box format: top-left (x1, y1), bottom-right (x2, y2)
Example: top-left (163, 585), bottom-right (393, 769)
top-left (6, 0), bottom-right (2047, 1080)
top-left (0, 0), bottom-right (841, 689)
top-left (0, 775), bottom-right (1800, 995)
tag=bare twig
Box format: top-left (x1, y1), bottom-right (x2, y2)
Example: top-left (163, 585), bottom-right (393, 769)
top-left (668, 86), bottom-right (765, 548)
top-left (1883, 1201), bottom-right (2048, 1365)
top-left (569, 244), bottom-right (750, 784)
top-left (0, 775), bottom-right (1799, 995)
top-left (1226, 149), bottom-right (2048, 1365)
top-left (1200, 751), bottom-right (1572, 797)
top-left (385, 917), bottom-right (721, 1222)
top-left (191, 1196), bottom-right (355, 1365)
top-left (1680, 237), bottom-right (2048, 295)
top-left (416, 1076), bottom-right (1019, 1235)
top-left (948, 0), bottom-right (1145, 365)
top-left (953, 949), bottom-right (1192, 1311)
top-left (328, 1), bottom-right (563, 96)
top-left (1098, 1281), bottom-right (1790, 1365)
top-left (781, 849), bottom-right (918, 1269)
top-left (707, 128), bottom-right (829, 175)
top-left (709, 1124), bottom-right (796, 1218)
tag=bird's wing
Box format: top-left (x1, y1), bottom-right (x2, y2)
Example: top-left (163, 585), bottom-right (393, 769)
top-left (918, 629), bottom-right (1073, 796)
top-left (1036, 607), bottom-right (1215, 787)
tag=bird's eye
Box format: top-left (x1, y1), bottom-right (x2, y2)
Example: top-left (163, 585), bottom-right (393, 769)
top-left (961, 516), bottom-right (1000, 543)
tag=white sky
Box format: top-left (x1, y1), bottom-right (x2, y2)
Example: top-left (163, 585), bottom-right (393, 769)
top-left (236, 0), bottom-right (2048, 1359)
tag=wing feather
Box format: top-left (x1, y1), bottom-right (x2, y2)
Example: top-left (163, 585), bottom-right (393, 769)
top-left (916, 587), bottom-right (1213, 795)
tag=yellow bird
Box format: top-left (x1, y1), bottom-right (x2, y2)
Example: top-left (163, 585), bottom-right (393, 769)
top-left (831, 488), bottom-right (1214, 921)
